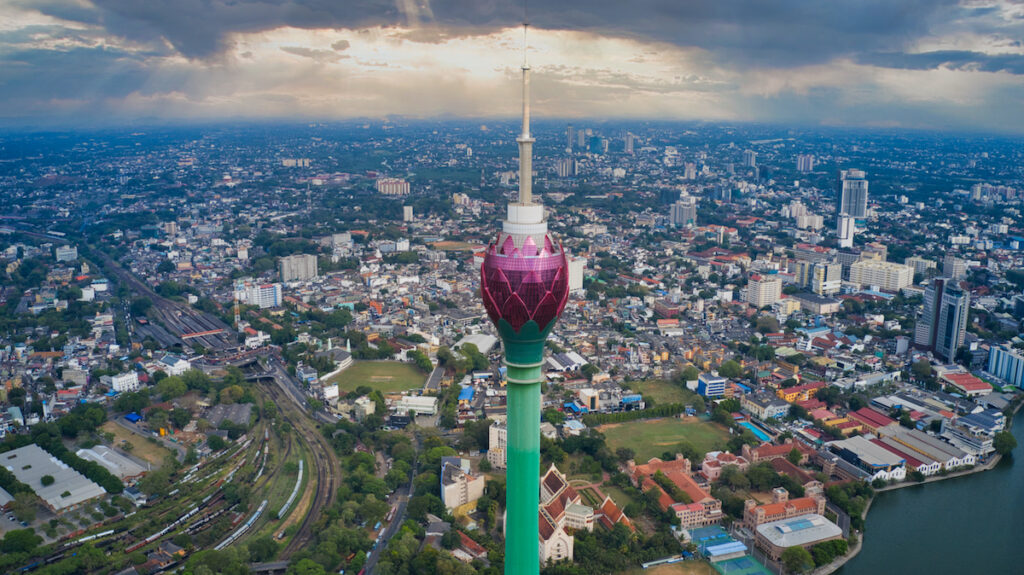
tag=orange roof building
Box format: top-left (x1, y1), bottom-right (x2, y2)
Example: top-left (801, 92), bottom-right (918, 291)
top-left (743, 487), bottom-right (826, 528)
top-left (628, 456), bottom-right (722, 528)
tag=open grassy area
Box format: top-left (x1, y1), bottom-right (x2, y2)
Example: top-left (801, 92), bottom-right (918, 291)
top-left (100, 421), bottom-right (172, 467)
top-left (625, 379), bottom-right (693, 405)
top-left (430, 240), bottom-right (485, 251)
top-left (326, 361), bottom-right (426, 393)
top-left (619, 560), bottom-right (717, 575)
top-left (599, 417), bottom-right (731, 462)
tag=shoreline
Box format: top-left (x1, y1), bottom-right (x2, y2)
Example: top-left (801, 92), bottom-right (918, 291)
top-left (812, 398), bottom-right (1022, 575)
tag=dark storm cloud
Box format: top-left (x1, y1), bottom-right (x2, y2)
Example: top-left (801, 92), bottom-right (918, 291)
top-left (31, 0), bottom-right (961, 66)
top-left (0, 46), bottom-right (154, 100)
top-left (859, 50), bottom-right (1024, 74)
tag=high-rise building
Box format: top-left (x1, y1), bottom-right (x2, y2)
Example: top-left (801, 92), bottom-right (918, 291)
top-left (794, 261), bottom-right (841, 296)
top-left (555, 158), bottom-right (577, 178)
top-left (376, 177), bottom-right (410, 195)
top-left (811, 263), bottom-right (842, 296)
top-left (837, 215), bottom-right (855, 248)
top-left (743, 149), bottom-right (757, 168)
top-left (746, 274), bottom-right (781, 308)
top-left (848, 260), bottom-right (913, 292)
top-left (55, 245), bottom-right (78, 262)
top-left (988, 345), bottom-right (1024, 389)
top-left (915, 278), bottom-right (946, 349)
top-left (624, 133), bottom-right (635, 154)
top-left (840, 169), bottom-right (869, 218)
top-left (237, 282), bottom-right (283, 309)
top-left (904, 256), bottom-right (936, 277)
top-left (796, 214), bottom-right (824, 230)
top-left (279, 254), bottom-right (318, 282)
top-left (670, 196), bottom-right (698, 227)
top-left (488, 422), bottom-right (508, 469)
top-left (566, 125), bottom-right (575, 152)
top-left (796, 154), bottom-right (815, 173)
top-left (934, 284), bottom-right (969, 362)
top-left (568, 256), bottom-right (587, 294)
top-left (943, 254), bottom-right (968, 280)
top-left (403, 205), bottom-right (414, 222)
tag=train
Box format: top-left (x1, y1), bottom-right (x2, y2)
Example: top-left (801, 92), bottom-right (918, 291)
top-left (214, 499), bottom-right (268, 550)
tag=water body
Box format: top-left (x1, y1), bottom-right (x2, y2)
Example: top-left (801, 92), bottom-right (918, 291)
top-left (837, 419), bottom-right (1024, 575)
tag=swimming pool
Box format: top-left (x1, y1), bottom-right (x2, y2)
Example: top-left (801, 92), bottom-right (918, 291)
top-left (739, 421), bottom-right (772, 442)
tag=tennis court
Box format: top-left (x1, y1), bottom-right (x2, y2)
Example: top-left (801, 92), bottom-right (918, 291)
top-left (711, 556), bottom-right (772, 575)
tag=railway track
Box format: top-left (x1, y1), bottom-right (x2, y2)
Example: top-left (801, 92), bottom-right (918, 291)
top-left (260, 376), bottom-right (338, 557)
top-left (95, 252), bottom-right (235, 350)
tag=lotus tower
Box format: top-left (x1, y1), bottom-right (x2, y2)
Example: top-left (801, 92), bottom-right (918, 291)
top-left (479, 27), bottom-right (570, 575)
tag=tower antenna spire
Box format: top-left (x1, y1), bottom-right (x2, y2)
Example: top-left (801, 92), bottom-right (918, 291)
top-left (516, 10), bottom-right (534, 206)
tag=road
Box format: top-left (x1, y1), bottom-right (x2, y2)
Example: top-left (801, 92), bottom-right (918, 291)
top-left (113, 415), bottom-right (187, 461)
top-left (364, 490), bottom-right (410, 574)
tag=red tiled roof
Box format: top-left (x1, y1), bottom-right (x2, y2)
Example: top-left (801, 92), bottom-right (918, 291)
top-left (458, 531), bottom-right (487, 557)
top-left (539, 511), bottom-right (556, 540)
top-left (943, 372), bottom-right (992, 392)
top-left (849, 407), bottom-right (896, 429)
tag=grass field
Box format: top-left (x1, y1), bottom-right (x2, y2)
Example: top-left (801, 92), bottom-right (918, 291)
top-left (619, 561), bottom-right (717, 575)
top-left (430, 240), bottom-right (485, 251)
top-left (100, 421), bottom-right (172, 467)
top-left (625, 379), bottom-right (693, 405)
top-left (326, 361), bottom-right (426, 393)
top-left (599, 417), bottom-right (731, 462)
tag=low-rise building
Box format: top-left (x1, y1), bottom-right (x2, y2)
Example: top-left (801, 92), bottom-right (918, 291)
top-left (754, 514), bottom-right (843, 561)
top-left (628, 456), bottom-right (723, 528)
top-left (701, 451), bottom-right (750, 481)
top-left (396, 395), bottom-right (438, 415)
top-left (741, 393), bottom-right (791, 420)
top-left (743, 487), bottom-right (826, 528)
top-left (76, 445), bottom-right (147, 482)
top-left (2, 444), bottom-right (106, 512)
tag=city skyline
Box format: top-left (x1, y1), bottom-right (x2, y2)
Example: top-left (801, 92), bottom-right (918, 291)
top-left (2, 1), bottom-right (1024, 132)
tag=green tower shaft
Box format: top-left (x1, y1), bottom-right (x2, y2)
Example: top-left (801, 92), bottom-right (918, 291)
top-left (504, 357), bottom-right (542, 575)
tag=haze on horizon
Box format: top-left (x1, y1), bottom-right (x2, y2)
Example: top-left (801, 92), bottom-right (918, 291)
top-left (3, 0), bottom-right (1024, 133)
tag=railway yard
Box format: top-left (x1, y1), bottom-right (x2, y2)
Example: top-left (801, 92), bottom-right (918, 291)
top-left (13, 370), bottom-right (350, 574)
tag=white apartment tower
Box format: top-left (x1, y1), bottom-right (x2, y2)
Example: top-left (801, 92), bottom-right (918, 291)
top-left (279, 254), bottom-right (319, 282)
top-left (746, 274), bottom-right (782, 308)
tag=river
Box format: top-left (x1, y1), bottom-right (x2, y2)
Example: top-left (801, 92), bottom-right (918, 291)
top-left (836, 418), bottom-right (1024, 575)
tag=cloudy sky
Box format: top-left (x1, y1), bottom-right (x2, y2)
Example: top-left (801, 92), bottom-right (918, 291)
top-left (3, 0), bottom-right (1024, 132)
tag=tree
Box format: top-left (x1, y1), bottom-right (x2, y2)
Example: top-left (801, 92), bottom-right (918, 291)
top-left (207, 434), bottom-right (227, 451)
top-left (581, 363), bottom-right (600, 381)
top-left (756, 316), bottom-right (781, 334)
top-left (543, 408), bottom-right (566, 426)
top-left (679, 365), bottom-right (700, 383)
top-left (11, 492), bottom-right (37, 522)
top-left (911, 359), bottom-right (932, 381)
top-left (249, 535), bottom-right (279, 562)
top-left (994, 431), bottom-right (1017, 456)
top-left (156, 375), bottom-right (187, 400)
top-left (615, 447), bottom-right (636, 463)
top-left (787, 448), bottom-right (802, 466)
top-left (40, 475), bottom-right (55, 487)
top-left (718, 360), bottom-right (743, 379)
top-left (1, 528), bottom-right (43, 554)
top-left (781, 545), bottom-right (814, 574)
